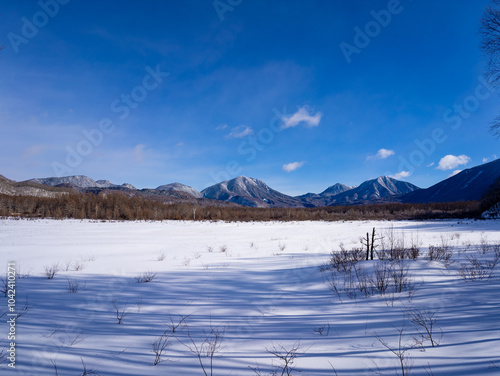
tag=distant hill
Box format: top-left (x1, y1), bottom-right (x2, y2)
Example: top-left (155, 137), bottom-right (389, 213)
top-left (401, 158), bottom-right (500, 203)
top-left (156, 183), bottom-right (202, 198)
top-left (202, 176), bottom-right (304, 208)
top-left (27, 176), bottom-right (137, 190)
top-left (0, 175), bottom-right (71, 197)
top-left (325, 176), bottom-right (420, 205)
top-left (298, 183), bottom-right (354, 206)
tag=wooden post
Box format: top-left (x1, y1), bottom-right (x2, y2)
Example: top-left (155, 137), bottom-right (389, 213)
top-left (370, 227), bottom-right (376, 260)
top-left (366, 232), bottom-right (370, 261)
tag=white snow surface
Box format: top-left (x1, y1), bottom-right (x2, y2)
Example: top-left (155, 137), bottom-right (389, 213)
top-left (0, 219), bottom-right (500, 375)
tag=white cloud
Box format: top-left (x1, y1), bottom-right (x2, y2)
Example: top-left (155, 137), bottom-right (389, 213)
top-left (436, 154), bottom-right (470, 170)
top-left (215, 124), bottom-right (228, 130)
top-left (426, 162), bottom-right (435, 167)
top-left (282, 161), bottom-right (305, 172)
top-left (482, 154), bottom-right (498, 163)
top-left (393, 171), bottom-right (411, 179)
top-left (282, 106), bottom-right (322, 129)
top-left (368, 148), bottom-right (395, 160)
top-left (448, 170), bottom-right (462, 178)
top-left (226, 125), bottom-right (254, 138)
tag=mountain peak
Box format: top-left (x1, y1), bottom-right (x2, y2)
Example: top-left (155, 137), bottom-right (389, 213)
top-left (156, 183), bottom-right (202, 198)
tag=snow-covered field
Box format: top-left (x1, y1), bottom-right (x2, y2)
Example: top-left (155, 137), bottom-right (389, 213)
top-left (0, 219), bottom-right (499, 375)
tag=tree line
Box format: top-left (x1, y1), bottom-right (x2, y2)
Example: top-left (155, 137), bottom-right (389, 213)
top-left (0, 192), bottom-right (482, 221)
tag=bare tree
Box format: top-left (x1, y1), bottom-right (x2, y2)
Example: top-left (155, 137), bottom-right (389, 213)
top-left (480, 0), bottom-right (500, 137)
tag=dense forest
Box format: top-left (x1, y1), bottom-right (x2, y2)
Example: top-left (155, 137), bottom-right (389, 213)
top-left (0, 191), bottom-right (482, 221)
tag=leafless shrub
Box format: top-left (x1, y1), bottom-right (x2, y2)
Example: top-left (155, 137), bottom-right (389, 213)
top-left (134, 271), bottom-right (156, 283)
top-left (73, 261), bottom-right (86, 271)
top-left (373, 262), bottom-right (391, 294)
top-left (390, 261), bottom-right (413, 293)
top-left (167, 314), bottom-right (191, 334)
top-left (207, 246), bottom-right (213, 253)
top-left (266, 341), bottom-right (302, 376)
top-left (329, 244), bottom-right (364, 273)
top-left (428, 245), bottom-right (452, 262)
top-left (313, 323), bottom-right (330, 336)
top-left (152, 331), bottom-right (172, 365)
top-left (44, 263), bottom-right (60, 279)
top-left (480, 236), bottom-right (490, 254)
top-left (112, 300), bottom-right (130, 324)
top-left (458, 250), bottom-right (500, 281)
top-left (180, 323), bottom-right (226, 376)
top-left (66, 279), bottom-right (85, 293)
top-left (63, 260), bottom-right (72, 271)
top-left (220, 245), bottom-right (227, 253)
top-left (69, 333), bottom-right (86, 347)
top-left (374, 321), bottom-right (413, 376)
top-left (193, 252), bottom-right (201, 259)
top-left (79, 358), bottom-right (101, 375)
top-left (15, 298), bottom-right (31, 319)
top-left (83, 255), bottom-right (96, 262)
top-left (278, 243), bottom-right (286, 252)
top-left (405, 307), bottom-right (441, 348)
top-left (157, 252), bottom-right (166, 261)
top-left (17, 266), bottom-right (33, 279)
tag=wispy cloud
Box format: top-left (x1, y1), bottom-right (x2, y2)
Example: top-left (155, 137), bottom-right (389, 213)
top-left (367, 148), bottom-right (395, 160)
top-left (132, 144), bottom-right (146, 163)
top-left (436, 154), bottom-right (470, 170)
top-left (482, 154), bottom-right (498, 163)
top-left (393, 170), bottom-right (411, 179)
top-left (282, 106), bottom-right (322, 129)
top-left (282, 161), bottom-right (305, 172)
top-left (215, 124), bottom-right (228, 130)
top-left (226, 125), bottom-right (254, 138)
top-left (426, 162), bottom-right (435, 167)
top-left (22, 144), bottom-right (50, 159)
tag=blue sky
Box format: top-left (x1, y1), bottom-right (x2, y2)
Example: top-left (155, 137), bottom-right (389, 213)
top-left (1, 0), bottom-right (499, 195)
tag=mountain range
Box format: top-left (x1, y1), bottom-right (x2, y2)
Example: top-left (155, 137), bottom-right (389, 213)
top-left (1, 158), bottom-right (499, 208)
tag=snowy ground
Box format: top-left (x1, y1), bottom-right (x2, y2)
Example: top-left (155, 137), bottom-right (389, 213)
top-left (0, 219), bottom-right (499, 375)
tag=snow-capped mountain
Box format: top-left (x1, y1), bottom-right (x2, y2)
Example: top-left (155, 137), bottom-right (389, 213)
top-left (202, 176), bottom-right (304, 208)
top-left (27, 176), bottom-right (137, 190)
top-left (1, 175), bottom-right (70, 197)
top-left (298, 183), bottom-right (356, 207)
top-left (320, 183), bottom-right (356, 196)
top-left (401, 158), bottom-right (500, 203)
top-left (326, 176), bottom-right (420, 205)
top-left (156, 183), bottom-right (202, 198)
